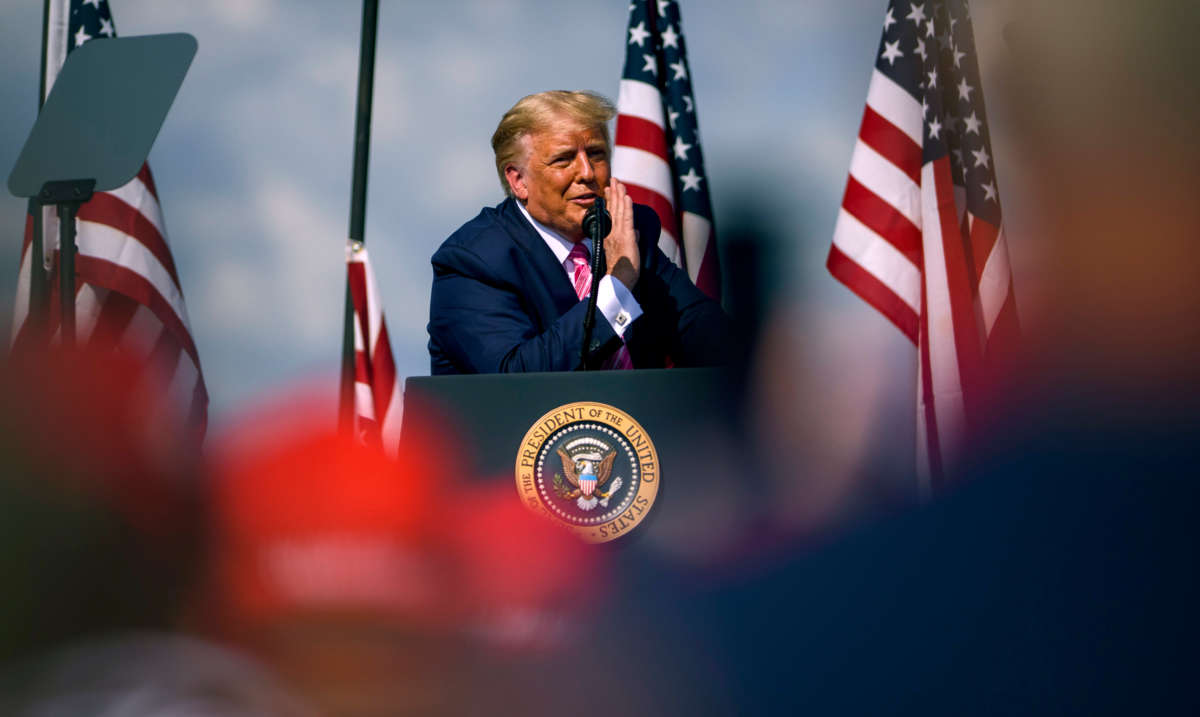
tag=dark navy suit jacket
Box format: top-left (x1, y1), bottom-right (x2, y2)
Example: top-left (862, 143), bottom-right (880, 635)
top-left (428, 197), bottom-right (732, 374)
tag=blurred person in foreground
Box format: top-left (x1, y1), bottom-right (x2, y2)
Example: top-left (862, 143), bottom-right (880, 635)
top-left (965, 0), bottom-right (1200, 463)
top-left (201, 391), bottom-right (607, 716)
top-left (648, 3), bottom-right (1200, 713)
top-left (427, 90), bottom-right (733, 374)
top-left (0, 348), bottom-right (311, 716)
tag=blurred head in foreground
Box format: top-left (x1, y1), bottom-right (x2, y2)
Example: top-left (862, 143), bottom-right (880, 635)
top-left (0, 347), bottom-right (310, 715)
top-left (202, 390), bottom-right (606, 716)
top-left (991, 0), bottom-right (1200, 401)
top-left (0, 348), bottom-right (203, 661)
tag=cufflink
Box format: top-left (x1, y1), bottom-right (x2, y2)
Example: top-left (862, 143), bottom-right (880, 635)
top-left (616, 311), bottom-right (630, 327)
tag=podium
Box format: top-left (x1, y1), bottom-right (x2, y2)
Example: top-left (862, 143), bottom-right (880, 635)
top-left (399, 367), bottom-right (758, 711)
top-left (400, 367), bottom-right (745, 548)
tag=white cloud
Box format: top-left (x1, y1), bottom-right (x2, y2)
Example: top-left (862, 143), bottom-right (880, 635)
top-left (199, 260), bottom-right (257, 330)
top-left (371, 56), bottom-right (415, 144)
top-left (306, 42), bottom-right (359, 92)
top-left (210, 0), bottom-right (277, 31)
top-left (255, 177), bottom-right (344, 343)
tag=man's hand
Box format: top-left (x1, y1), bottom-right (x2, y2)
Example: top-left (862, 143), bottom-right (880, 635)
top-left (603, 178), bottom-right (640, 289)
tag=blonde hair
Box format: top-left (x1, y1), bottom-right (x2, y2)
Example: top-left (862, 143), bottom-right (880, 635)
top-left (491, 90), bottom-right (616, 197)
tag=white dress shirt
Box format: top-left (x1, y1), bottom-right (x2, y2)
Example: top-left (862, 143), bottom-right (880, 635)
top-left (516, 201), bottom-right (643, 338)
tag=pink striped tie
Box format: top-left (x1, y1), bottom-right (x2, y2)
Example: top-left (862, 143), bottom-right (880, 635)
top-left (567, 243), bottom-right (633, 370)
top-left (568, 242), bottom-right (591, 300)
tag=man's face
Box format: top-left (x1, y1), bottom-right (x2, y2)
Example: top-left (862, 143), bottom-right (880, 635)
top-left (506, 117), bottom-right (611, 242)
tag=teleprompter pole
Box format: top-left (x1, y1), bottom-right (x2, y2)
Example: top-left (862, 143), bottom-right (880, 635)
top-left (38, 179), bottom-right (95, 348)
top-left (57, 203), bottom-right (75, 346)
top-left (24, 0), bottom-right (53, 343)
top-left (339, 0), bottom-right (380, 434)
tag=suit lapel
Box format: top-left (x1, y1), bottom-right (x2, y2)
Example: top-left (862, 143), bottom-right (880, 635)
top-left (498, 198), bottom-right (580, 316)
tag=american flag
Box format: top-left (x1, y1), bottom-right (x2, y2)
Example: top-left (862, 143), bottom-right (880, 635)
top-left (828, 0), bottom-right (1019, 491)
top-left (11, 0), bottom-right (208, 437)
top-left (346, 241), bottom-right (401, 455)
top-left (613, 0), bottom-right (720, 300)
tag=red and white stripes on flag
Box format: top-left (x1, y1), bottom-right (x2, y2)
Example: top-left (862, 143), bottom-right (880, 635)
top-left (346, 241), bottom-right (401, 455)
top-left (828, 0), bottom-right (1019, 492)
top-left (614, 0), bottom-right (720, 300)
top-left (11, 0), bottom-right (207, 436)
top-left (614, 80), bottom-right (685, 264)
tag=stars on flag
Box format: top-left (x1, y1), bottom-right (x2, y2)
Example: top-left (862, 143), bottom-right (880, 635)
top-left (938, 27), bottom-right (954, 49)
top-left (881, 39), bottom-right (903, 65)
top-left (982, 180), bottom-right (997, 203)
top-left (862, 0), bottom-right (1007, 223)
top-left (629, 21), bottom-right (650, 46)
top-left (907, 2), bottom-right (926, 25)
top-left (971, 147), bottom-right (991, 170)
top-left (875, 1), bottom-right (1003, 216)
top-left (617, 0), bottom-right (718, 278)
top-left (673, 135), bottom-right (692, 160)
top-left (956, 77), bottom-right (972, 101)
top-left (70, 0), bottom-right (116, 49)
top-left (661, 24), bottom-right (679, 48)
top-left (963, 111), bottom-right (981, 134)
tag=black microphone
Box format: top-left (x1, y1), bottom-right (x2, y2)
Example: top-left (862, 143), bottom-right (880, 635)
top-left (582, 197), bottom-right (611, 240)
top-left (579, 197), bottom-right (610, 370)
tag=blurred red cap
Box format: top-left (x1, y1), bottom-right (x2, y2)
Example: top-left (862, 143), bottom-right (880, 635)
top-left (206, 392), bottom-right (454, 630)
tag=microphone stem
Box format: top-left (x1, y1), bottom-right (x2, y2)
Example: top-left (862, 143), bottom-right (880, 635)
top-left (579, 205), bottom-right (607, 370)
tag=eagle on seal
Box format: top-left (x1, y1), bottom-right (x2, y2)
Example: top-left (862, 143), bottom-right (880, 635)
top-left (556, 447), bottom-right (619, 511)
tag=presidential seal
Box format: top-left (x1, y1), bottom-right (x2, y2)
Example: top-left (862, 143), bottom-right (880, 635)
top-left (515, 402), bottom-right (659, 543)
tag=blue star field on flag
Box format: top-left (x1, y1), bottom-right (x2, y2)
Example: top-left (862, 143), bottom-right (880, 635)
top-left (877, 0), bottom-right (1002, 228)
top-left (69, 0), bottom-right (116, 51)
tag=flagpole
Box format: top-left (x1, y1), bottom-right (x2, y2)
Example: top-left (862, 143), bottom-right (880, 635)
top-left (339, 0), bottom-right (380, 433)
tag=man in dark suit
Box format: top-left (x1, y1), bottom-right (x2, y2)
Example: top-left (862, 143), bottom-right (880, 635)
top-left (428, 90), bottom-right (732, 375)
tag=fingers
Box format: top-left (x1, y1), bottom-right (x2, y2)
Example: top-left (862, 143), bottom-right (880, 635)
top-left (607, 178), bottom-right (633, 232)
top-left (602, 180), bottom-right (624, 244)
top-left (605, 177), bottom-right (621, 219)
top-left (601, 178), bottom-right (640, 289)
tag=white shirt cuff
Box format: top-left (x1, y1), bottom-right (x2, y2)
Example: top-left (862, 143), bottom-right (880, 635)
top-left (597, 275), bottom-right (643, 338)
